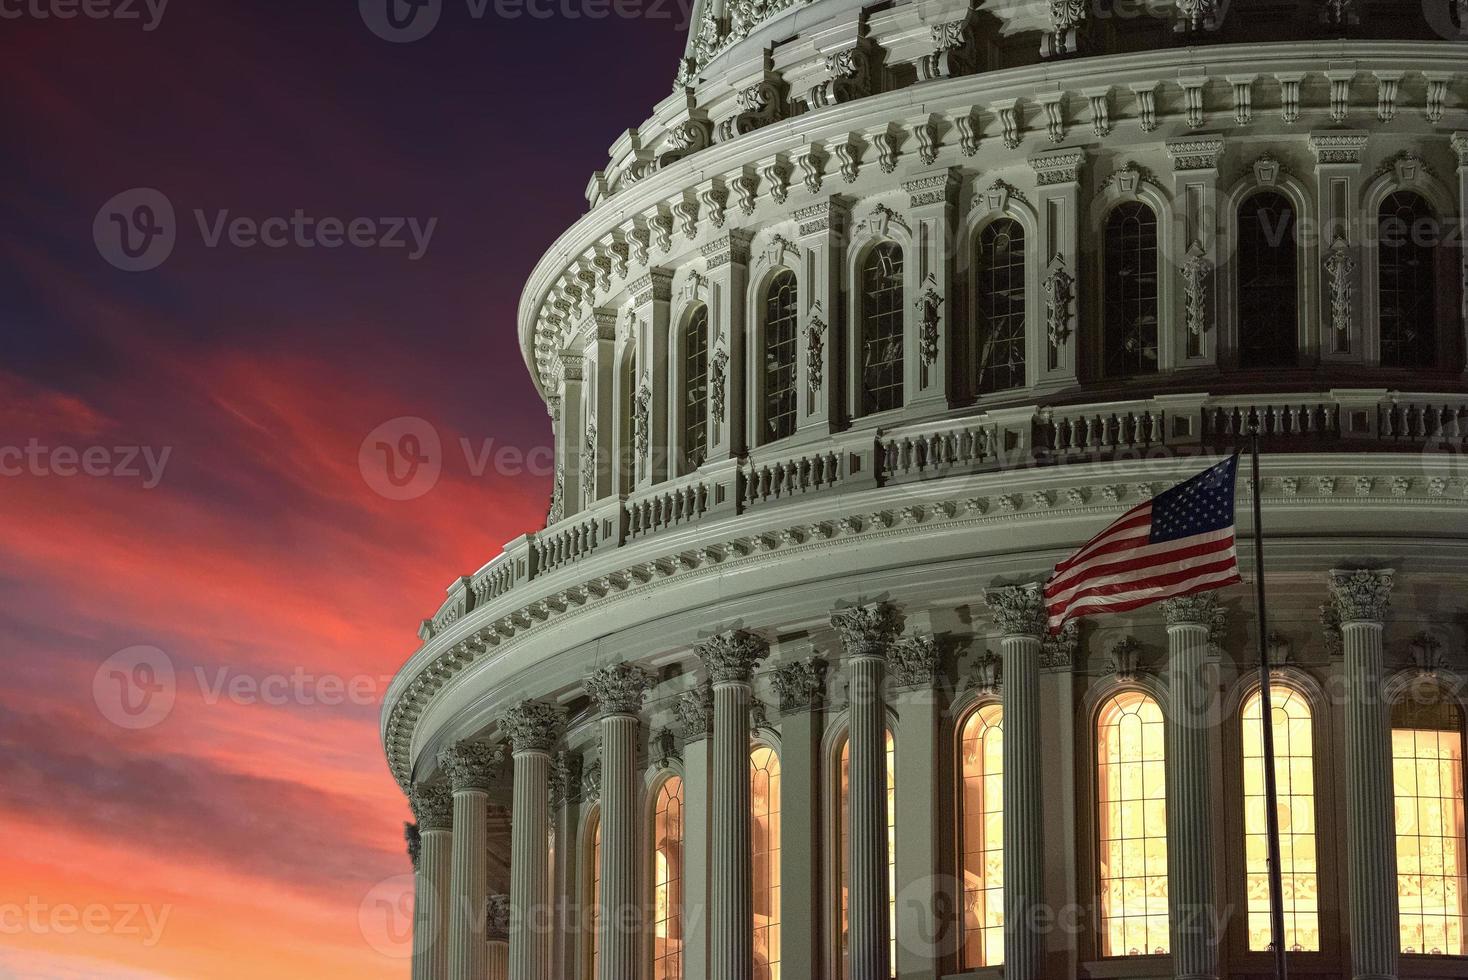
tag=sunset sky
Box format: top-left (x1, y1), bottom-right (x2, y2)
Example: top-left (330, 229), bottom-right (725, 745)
top-left (0, 3), bottom-right (685, 976)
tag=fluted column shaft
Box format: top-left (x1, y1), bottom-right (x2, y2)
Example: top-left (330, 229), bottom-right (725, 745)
top-left (416, 827), bottom-right (452, 980)
top-left (1333, 568), bottom-right (1399, 980)
top-left (448, 787), bottom-right (490, 980)
top-left (1164, 614), bottom-right (1219, 980)
top-left (848, 652), bottom-right (892, 980)
top-left (509, 747), bottom-right (551, 980)
top-left (1000, 632), bottom-right (1045, 979)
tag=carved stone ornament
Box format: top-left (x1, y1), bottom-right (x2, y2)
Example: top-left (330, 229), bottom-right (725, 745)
top-left (710, 346), bottom-right (729, 424)
top-left (1180, 242), bottom-right (1210, 337)
top-left (1041, 254), bottom-right (1075, 350)
top-left (437, 739), bottom-right (505, 792)
top-left (1253, 155), bottom-right (1281, 186)
top-left (697, 628), bottom-right (770, 684)
top-left (1319, 602), bottom-right (1343, 658)
top-left (1044, 0), bottom-right (1086, 56)
top-left (405, 821), bottom-right (422, 870)
top-left (915, 273), bottom-right (944, 365)
top-left (1106, 637), bottom-right (1143, 681)
top-left (633, 382), bottom-right (652, 461)
top-left (500, 699), bottom-right (565, 754)
top-left (581, 757), bottom-right (602, 802)
top-left (1174, 0), bottom-right (1219, 32)
top-left (830, 602), bottom-right (904, 658)
top-left (1041, 620), bottom-right (1079, 670)
top-left (1411, 632), bottom-right (1449, 676)
top-left (486, 894), bottom-right (511, 942)
top-left (1328, 568), bottom-right (1395, 624)
top-left (770, 657), bottom-right (827, 712)
top-left (1324, 233), bottom-right (1356, 344)
top-left (548, 750), bottom-right (582, 812)
top-left (409, 782), bottom-right (454, 831)
top-left (581, 420), bottom-right (597, 505)
top-left (891, 633), bottom-right (943, 688)
top-left (676, 683), bottom-right (716, 739)
top-left (547, 463), bottom-right (564, 527)
top-left (968, 651), bottom-right (1002, 695)
top-left (585, 662), bottom-right (656, 716)
top-left (1163, 592), bottom-right (1222, 629)
top-left (984, 583), bottom-right (1046, 637)
top-left (806, 300), bottom-right (828, 395)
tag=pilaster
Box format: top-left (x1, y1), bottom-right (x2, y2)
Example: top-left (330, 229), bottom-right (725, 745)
top-left (902, 169), bottom-right (961, 411)
top-left (1452, 133), bottom-right (1468, 376)
top-left (889, 636), bottom-right (944, 980)
top-left (555, 354), bottom-right (584, 517)
top-left (1165, 135), bottom-right (1225, 369)
top-left (629, 269), bottom-right (674, 487)
top-left (581, 309), bottom-right (617, 506)
top-left (770, 657), bottom-right (827, 980)
top-left (702, 231), bottom-right (753, 461)
top-left (1309, 132), bottom-right (1370, 362)
top-left (794, 199), bottom-right (850, 435)
top-left (678, 688), bottom-right (714, 980)
top-left (1028, 148), bottom-right (1086, 390)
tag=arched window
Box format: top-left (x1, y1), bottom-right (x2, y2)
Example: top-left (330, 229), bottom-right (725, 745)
top-left (1241, 685), bottom-right (1319, 951)
top-left (959, 704), bottom-right (1004, 968)
top-left (764, 271), bottom-right (798, 443)
top-left (976, 219), bottom-right (1027, 394)
top-left (587, 808), bottom-right (602, 976)
top-left (1236, 191), bottom-right (1299, 368)
top-left (859, 242), bottom-right (905, 415)
top-left (1392, 689), bottom-right (1467, 954)
top-left (653, 776), bottom-right (685, 979)
top-left (839, 729), bottom-right (896, 978)
top-left (1103, 203), bottom-right (1160, 378)
top-left (1097, 690), bottom-right (1168, 956)
top-left (1378, 192), bottom-right (1440, 369)
top-left (684, 305), bottom-right (709, 469)
top-left (752, 746), bottom-right (782, 980)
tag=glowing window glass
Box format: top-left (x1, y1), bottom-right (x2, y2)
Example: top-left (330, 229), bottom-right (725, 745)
top-left (753, 747), bottom-right (782, 980)
top-left (1242, 685), bottom-right (1320, 951)
top-left (588, 809), bottom-right (601, 976)
top-left (1097, 690), bottom-right (1169, 956)
top-left (960, 704), bottom-right (1004, 968)
top-left (839, 730), bottom-right (896, 978)
top-left (1393, 693), bottom-right (1468, 955)
top-left (653, 776), bottom-right (685, 978)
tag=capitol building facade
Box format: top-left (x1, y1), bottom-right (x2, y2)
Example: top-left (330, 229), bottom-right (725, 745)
top-left (382, 0), bottom-right (1468, 976)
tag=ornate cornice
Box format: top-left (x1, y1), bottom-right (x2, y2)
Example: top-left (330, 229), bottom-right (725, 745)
top-left (890, 634), bottom-right (943, 688)
top-left (1165, 134), bottom-right (1225, 172)
top-left (770, 657), bottom-right (827, 712)
top-left (585, 662), bottom-right (656, 717)
top-left (1328, 568), bottom-right (1395, 624)
top-left (500, 700), bottom-right (565, 754)
top-left (985, 583), bottom-right (1046, 637)
top-left (697, 628), bottom-right (770, 684)
top-left (830, 601), bottom-right (903, 658)
top-left (1308, 130), bottom-right (1369, 166)
top-left (701, 229), bottom-right (754, 271)
top-left (627, 268), bottom-right (673, 306)
top-left (409, 782), bottom-right (454, 831)
top-left (1030, 147), bottom-right (1086, 185)
top-left (437, 739), bottom-right (505, 792)
top-left (676, 684), bottom-right (715, 739)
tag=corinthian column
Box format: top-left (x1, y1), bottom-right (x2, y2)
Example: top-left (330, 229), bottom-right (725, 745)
top-left (1331, 568), bottom-right (1399, 980)
top-left (502, 700), bottom-right (565, 980)
top-left (984, 585), bottom-right (1047, 980)
top-left (832, 602), bottom-right (902, 980)
top-left (410, 783), bottom-right (454, 980)
top-left (586, 663), bottom-right (656, 980)
top-left (698, 629), bottom-right (770, 980)
top-left (439, 740), bottom-right (504, 980)
top-left (1161, 594), bottom-right (1222, 980)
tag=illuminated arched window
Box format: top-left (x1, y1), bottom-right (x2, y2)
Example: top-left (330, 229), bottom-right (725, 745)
top-left (764, 270), bottom-right (798, 444)
top-left (1392, 689), bottom-right (1467, 955)
top-left (1236, 191), bottom-right (1299, 368)
top-left (684, 305), bottom-right (709, 469)
top-left (587, 808), bottom-right (602, 976)
top-left (959, 704), bottom-right (1004, 968)
top-left (1103, 202), bottom-right (1159, 378)
top-left (1097, 690), bottom-right (1168, 956)
top-left (976, 218), bottom-right (1027, 393)
top-left (1242, 685), bottom-right (1319, 951)
top-left (859, 242), bottom-right (904, 416)
top-left (752, 746), bottom-right (782, 980)
top-left (1377, 191), bottom-right (1440, 369)
top-left (653, 776), bottom-right (685, 978)
top-left (839, 729), bottom-right (896, 978)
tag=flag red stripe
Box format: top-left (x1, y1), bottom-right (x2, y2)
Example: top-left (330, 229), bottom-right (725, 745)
top-left (1047, 552), bottom-right (1241, 615)
top-left (1045, 531), bottom-right (1238, 606)
top-left (1048, 569), bottom-right (1244, 627)
top-left (1052, 504), bottom-right (1152, 573)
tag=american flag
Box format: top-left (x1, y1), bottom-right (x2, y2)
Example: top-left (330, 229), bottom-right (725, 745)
top-left (1044, 455), bottom-right (1242, 633)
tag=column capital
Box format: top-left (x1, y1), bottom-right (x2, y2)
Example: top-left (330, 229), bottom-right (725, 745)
top-left (890, 634), bottom-right (943, 689)
top-left (697, 629), bottom-right (770, 684)
top-left (501, 700), bottom-right (565, 754)
top-left (1453, 131), bottom-right (1468, 167)
top-left (984, 583), bottom-right (1046, 638)
top-left (436, 739), bottom-right (504, 792)
top-left (831, 601), bottom-right (904, 658)
top-left (586, 662), bottom-right (656, 717)
top-left (486, 894), bottom-right (511, 943)
top-left (770, 657), bottom-right (828, 713)
top-left (410, 782), bottom-right (454, 831)
top-left (676, 684), bottom-right (715, 740)
top-left (1162, 592), bottom-right (1223, 629)
top-left (405, 821), bottom-right (421, 870)
top-left (1329, 568), bottom-right (1395, 624)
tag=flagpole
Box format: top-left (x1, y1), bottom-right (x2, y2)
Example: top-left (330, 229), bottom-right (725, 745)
top-left (1250, 423), bottom-right (1289, 980)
